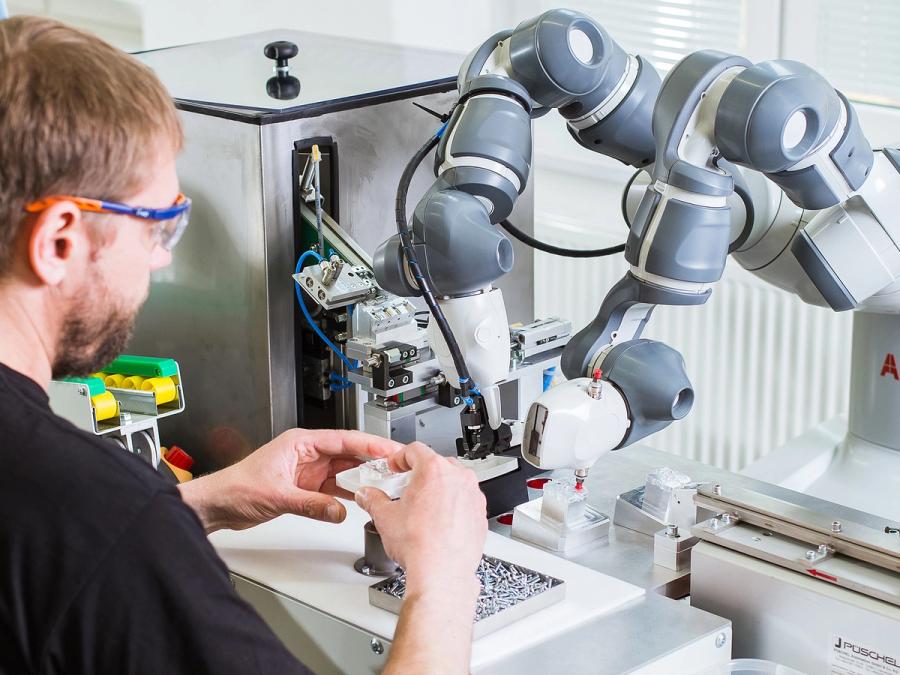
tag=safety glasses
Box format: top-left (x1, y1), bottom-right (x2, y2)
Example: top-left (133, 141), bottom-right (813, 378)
top-left (24, 193), bottom-right (191, 251)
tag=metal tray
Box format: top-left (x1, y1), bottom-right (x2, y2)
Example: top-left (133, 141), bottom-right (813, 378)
top-left (368, 554), bottom-right (566, 639)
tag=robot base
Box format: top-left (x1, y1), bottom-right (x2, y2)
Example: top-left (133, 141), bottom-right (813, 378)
top-left (744, 417), bottom-right (900, 523)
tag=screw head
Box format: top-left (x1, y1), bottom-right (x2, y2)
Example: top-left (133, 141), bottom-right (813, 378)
top-left (715, 632), bottom-right (727, 649)
top-left (832, 520), bottom-right (843, 533)
top-left (712, 483), bottom-right (722, 496)
top-left (78, 387), bottom-right (88, 397)
top-left (370, 638), bottom-right (384, 655)
top-left (665, 524), bottom-right (679, 538)
top-left (805, 550), bottom-right (817, 560)
top-left (818, 543), bottom-right (828, 555)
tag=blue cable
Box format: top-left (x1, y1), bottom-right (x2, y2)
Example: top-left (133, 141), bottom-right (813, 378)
top-left (294, 250), bottom-right (358, 371)
top-left (329, 381), bottom-right (354, 392)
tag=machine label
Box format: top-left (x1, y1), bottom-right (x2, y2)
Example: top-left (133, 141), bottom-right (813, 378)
top-left (880, 353), bottom-right (899, 380)
top-left (830, 634), bottom-right (900, 675)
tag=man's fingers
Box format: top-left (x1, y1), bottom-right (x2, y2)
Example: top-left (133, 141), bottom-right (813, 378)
top-left (355, 487), bottom-right (392, 520)
top-left (301, 429), bottom-right (403, 460)
top-left (386, 442), bottom-right (438, 473)
top-left (285, 490), bottom-right (346, 524)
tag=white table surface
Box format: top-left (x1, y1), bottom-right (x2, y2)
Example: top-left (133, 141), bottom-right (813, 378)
top-left (211, 499), bottom-right (644, 670)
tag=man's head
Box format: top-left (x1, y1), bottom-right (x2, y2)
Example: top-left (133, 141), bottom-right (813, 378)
top-left (0, 16), bottom-right (182, 378)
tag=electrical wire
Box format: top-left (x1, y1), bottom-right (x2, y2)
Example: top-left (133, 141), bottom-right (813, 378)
top-left (499, 219), bottom-right (625, 258)
top-left (293, 249), bottom-right (358, 371)
top-left (395, 125), bottom-right (479, 405)
top-left (620, 168), bottom-right (646, 230)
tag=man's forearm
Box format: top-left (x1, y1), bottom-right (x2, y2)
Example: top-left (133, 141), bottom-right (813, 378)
top-left (384, 578), bottom-right (479, 675)
top-left (177, 472), bottom-right (237, 534)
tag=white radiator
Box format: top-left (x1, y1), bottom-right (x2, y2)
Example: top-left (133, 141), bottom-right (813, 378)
top-left (533, 213), bottom-right (852, 472)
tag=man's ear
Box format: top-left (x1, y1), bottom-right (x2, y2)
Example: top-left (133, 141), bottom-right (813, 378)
top-left (26, 201), bottom-right (90, 286)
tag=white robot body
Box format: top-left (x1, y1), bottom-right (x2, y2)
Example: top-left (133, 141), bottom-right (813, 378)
top-left (522, 377), bottom-right (630, 471)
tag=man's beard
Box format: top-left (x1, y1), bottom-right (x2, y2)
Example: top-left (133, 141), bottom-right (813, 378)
top-left (51, 287), bottom-right (138, 379)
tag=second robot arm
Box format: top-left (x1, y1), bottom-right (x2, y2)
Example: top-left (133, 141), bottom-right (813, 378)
top-left (526, 50), bottom-right (900, 479)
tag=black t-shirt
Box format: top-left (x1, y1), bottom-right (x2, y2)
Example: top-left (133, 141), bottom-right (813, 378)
top-left (0, 362), bottom-right (311, 674)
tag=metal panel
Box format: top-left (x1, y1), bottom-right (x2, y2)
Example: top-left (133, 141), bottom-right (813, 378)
top-left (131, 113), bottom-right (268, 469)
top-left (232, 574), bottom-right (391, 674)
top-left (691, 542), bottom-right (900, 674)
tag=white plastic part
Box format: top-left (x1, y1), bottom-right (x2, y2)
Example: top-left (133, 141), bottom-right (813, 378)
top-left (481, 384), bottom-right (504, 431)
top-left (427, 288), bottom-right (511, 390)
top-left (336, 455), bottom-right (518, 500)
top-left (337, 459), bottom-right (411, 499)
top-left (522, 377), bottom-right (630, 471)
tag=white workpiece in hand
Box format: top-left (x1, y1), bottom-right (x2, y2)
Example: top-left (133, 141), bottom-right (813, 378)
top-left (336, 459), bottom-right (412, 499)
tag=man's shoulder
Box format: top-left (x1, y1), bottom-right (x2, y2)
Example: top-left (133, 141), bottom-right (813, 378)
top-left (0, 388), bottom-right (174, 533)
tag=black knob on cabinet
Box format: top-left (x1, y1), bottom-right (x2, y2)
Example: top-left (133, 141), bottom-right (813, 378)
top-left (264, 40), bottom-right (301, 100)
top-left (266, 74), bottom-right (301, 100)
top-left (264, 40), bottom-right (299, 72)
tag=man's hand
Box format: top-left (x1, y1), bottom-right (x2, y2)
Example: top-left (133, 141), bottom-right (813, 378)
top-left (355, 442), bottom-right (487, 590)
top-left (354, 442), bottom-right (488, 675)
top-left (178, 429), bottom-right (402, 533)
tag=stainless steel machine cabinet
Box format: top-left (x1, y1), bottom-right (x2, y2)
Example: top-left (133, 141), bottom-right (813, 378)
top-left (132, 31), bottom-right (536, 471)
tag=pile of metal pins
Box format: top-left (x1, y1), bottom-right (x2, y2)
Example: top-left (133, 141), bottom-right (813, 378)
top-left (377, 556), bottom-right (556, 622)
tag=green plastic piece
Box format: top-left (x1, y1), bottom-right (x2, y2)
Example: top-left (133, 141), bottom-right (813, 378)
top-left (63, 376), bottom-right (105, 397)
top-left (104, 355), bottom-right (178, 378)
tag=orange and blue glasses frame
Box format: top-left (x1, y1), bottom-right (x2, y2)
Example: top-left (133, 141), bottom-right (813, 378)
top-left (24, 193), bottom-right (191, 251)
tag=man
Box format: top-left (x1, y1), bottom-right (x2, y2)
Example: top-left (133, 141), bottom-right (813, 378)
top-left (0, 16), bottom-right (487, 674)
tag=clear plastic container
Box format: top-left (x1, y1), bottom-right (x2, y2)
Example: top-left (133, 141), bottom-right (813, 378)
top-left (708, 659), bottom-right (806, 675)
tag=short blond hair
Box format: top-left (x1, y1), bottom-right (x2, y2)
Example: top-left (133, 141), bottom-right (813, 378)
top-left (0, 16), bottom-right (182, 274)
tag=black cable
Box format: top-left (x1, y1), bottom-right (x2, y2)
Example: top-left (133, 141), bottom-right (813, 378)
top-left (499, 219), bottom-right (625, 258)
top-left (621, 169), bottom-right (643, 229)
top-left (396, 132), bottom-right (477, 400)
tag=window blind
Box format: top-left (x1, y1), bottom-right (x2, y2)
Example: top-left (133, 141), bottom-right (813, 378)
top-left (815, 0), bottom-right (900, 106)
top-left (540, 0), bottom-right (747, 73)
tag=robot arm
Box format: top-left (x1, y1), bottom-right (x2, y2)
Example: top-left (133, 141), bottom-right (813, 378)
top-left (530, 50), bottom-right (900, 480)
top-left (374, 9), bottom-right (661, 458)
